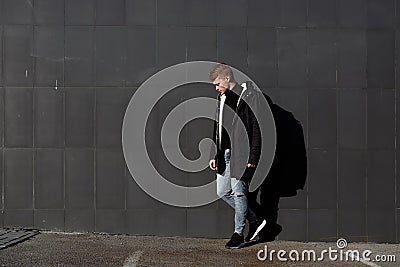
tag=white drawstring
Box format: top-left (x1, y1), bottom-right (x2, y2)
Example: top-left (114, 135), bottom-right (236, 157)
top-left (237, 82), bottom-right (248, 107)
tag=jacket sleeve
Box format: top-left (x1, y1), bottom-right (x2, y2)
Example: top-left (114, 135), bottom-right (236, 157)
top-left (209, 119), bottom-right (218, 161)
top-left (248, 96), bottom-right (262, 165)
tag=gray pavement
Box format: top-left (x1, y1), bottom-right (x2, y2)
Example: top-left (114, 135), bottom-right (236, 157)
top-left (0, 231), bottom-right (399, 267)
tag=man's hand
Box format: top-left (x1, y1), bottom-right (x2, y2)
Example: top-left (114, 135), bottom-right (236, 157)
top-left (209, 159), bottom-right (217, 171)
top-left (247, 163), bottom-right (256, 168)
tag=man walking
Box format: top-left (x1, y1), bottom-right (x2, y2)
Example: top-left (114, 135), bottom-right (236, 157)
top-left (208, 64), bottom-right (266, 249)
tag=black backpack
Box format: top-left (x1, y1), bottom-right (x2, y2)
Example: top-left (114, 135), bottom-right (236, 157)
top-left (262, 93), bottom-right (307, 197)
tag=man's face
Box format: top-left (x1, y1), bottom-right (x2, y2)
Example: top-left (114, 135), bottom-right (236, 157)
top-left (212, 75), bottom-right (230, 95)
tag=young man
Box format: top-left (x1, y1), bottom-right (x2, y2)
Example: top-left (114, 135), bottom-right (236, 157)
top-left (208, 64), bottom-right (266, 249)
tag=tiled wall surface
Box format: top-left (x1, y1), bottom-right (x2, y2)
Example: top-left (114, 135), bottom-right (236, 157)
top-left (0, 0), bottom-right (399, 243)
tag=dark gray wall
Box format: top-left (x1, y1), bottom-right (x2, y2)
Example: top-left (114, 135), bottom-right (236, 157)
top-left (0, 0), bottom-right (399, 243)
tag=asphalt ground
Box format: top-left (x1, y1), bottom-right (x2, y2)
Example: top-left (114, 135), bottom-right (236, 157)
top-left (0, 231), bottom-right (399, 267)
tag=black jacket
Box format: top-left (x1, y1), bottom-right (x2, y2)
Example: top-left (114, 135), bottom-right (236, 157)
top-left (210, 82), bottom-right (261, 180)
top-left (210, 81), bottom-right (307, 197)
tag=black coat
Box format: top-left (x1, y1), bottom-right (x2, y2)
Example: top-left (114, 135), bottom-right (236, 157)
top-left (210, 81), bottom-right (307, 197)
top-left (210, 82), bottom-right (261, 181)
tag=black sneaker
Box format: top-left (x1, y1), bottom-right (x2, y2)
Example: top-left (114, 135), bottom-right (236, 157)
top-left (245, 219), bottom-right (267, 242)
top-left (225, 233), bottom-right (245, 249)
top-left (257, 224), bottom-right (282, 243)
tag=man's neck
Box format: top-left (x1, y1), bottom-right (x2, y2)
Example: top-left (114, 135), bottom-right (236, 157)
top-left (228, 81), bottom-right (237, 90)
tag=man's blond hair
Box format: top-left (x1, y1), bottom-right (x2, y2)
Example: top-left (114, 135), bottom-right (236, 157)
top-left (209, 63), bottom-right (235, 81)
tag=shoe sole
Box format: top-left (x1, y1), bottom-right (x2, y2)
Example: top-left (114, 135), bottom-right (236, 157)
top-left (249, 219), bottom-right (267, 241)
top-left (225, 243), bottom-right (245, 249)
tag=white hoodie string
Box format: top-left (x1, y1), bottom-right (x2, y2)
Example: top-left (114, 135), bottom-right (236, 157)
top-left (237, 82), bottom-right (247, 107)
top-left (218, 94), bottom-right (226, 147)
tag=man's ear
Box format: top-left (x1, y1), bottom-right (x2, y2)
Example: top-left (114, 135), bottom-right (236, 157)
top-left (225, 76), bottom-right (230, 82)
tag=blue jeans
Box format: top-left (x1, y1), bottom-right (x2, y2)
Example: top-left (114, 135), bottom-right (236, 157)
top-left (216, 149), bottom-right (258, 234)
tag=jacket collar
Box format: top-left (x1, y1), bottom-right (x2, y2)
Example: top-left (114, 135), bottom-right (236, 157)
top-left (226, 83), bottom-right (242, 96)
